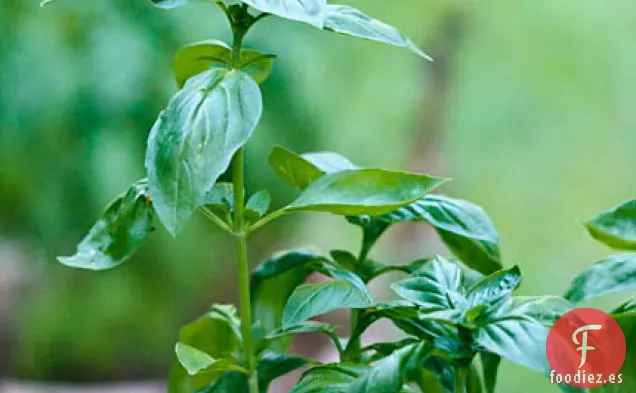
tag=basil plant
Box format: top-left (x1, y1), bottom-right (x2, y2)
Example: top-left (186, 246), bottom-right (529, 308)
top-left (47, 1), bottom-right (635, 393)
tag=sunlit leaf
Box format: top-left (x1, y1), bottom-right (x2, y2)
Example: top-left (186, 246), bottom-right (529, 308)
top-left (287, 169), bottom-right (448, 216)
top-left (324, 5), bottom-right (432, 60)
top-left (58, 180), bottom-right (153, 270)
top-left (242, 0), bottom-right (327, 28)
top-left (564, 253), bottom-right (636, 303)
top-left (145, 67), bottom-right (262, 234)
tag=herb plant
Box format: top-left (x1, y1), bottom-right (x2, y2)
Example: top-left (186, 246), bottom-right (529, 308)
top-left (47, 1), bottom-right (635, 393)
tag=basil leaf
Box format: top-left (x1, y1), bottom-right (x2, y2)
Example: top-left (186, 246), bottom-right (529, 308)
top-left (349, 342), bottom-right (432, 393)
top-left (245, 190), bottom-right (271, 221)
top-left (258, 351), bottom-right (310, 392)
top-left (593, 308), bottom-right (635, 393)
top-left (466, 266), bottom-right (521, 308)
top-left (145, 67), bottom-right (262, 234)
top-left (268, 146), bottom-right (355, 189)
top-left (391, 256), bottom-right (465, 312)
top-left (58, 180), bottom-right (153, 271)
top-left (480, 352), bottom-right (501, 393)
top-left (586, 199), bottom-right (636, 250)
top-left (291, 364), bottom-right (363, 393)
top-left (175, 343), bottom-right (246, 376)
top-left (564, 253), bottom-right (636, 303)
top-left (475, 313), bottom-right (549, 373)
top-left (149, 0), bottom-right (197, 9)
top-left (283, 279), bottom-right (374, 326)
top-left (251, 251), bottom-right (323, 351)
top-left (267, 321), bottom-right (341, 352)
top-left (173, 40), bottom-right (274, 88)
top-left (507, 296), bottom-right (573, 326)
top-left (324, 5), bottom-right (431, 60)
top-left (287, 169), bottom-right (448, 216)
top-left (242, 0), bottom-right (327, 28)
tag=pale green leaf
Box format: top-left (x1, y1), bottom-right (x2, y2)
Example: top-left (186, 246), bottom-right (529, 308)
top-left (466, 266), bottom-right (521, 308)
top-left (287, 169), bottom-right (448, 216)
top-left (149, 0), bottom-right (197, 9)
top-left (58, 180), bottom-right (153, 271)
top-left (324, 5), bottom-right (432, 60)
top-left (586, 199), bottom-right (636, 250)
top-left (175, 343), bottom-right (245, 376)
top-left (145, 67), bottom-right (262, 234)
top-left (245, 190), bottom-right (271, 221)
top-left (564, 253), bottom-right (636, 303)
top-left (242, 0), bottom-right (327, 28)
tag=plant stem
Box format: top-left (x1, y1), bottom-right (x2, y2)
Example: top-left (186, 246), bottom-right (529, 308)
top-left (454, 365), bottom-right (468, 393)
top-left (232, 149), bottom-right (258, 393)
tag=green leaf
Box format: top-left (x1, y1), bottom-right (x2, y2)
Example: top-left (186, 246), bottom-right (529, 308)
top-left (380, 195), bottom-right (502, 274)
top-left (349, 342), bottom-right (431, 393)
top-left (480, 352), bottom-right (500, 393)
top-left (564, 253), bottom-right (636, 303)
top-left (324, 5), bottom-right (432, 60)
top-left (198, 372), bottom-right (249, 393)
top-left (251, 251), bottom-right (323, 351)
top-left (268, 146), bottom-right (356, 189)
top-left (242, 0), bottom-right (327, 28)
top-left (593, 307), bottom-right (636, 393)
top-left (291, 364), bottom-right (366, 393)
top-left (506, 296), bottom-right (573, 326)
top-left (283, 279), bottom-right (374, 326)
top-left (149, 0), bottom-right (196, 9)
top-left (145, 67), bottom-right (262, 235)
top-left (267, 321), bottom-right (341, 352)
top-left (287, 169), bottom-right (448, 216)
top-left (58, 180), bottom-right (153, 271)
top-left (475, 313), bottom-right (549, 373)
top-left (203, 182), bottom-right (235, 212)
top-left (173, 40), bottom-right (274, 88)
top-left (175, 343), bottom-right (246, 376)
top-left (258, 351), bottom-right (311, 392)
top-left (245, 190), bottom-right (271, 221)
top-left (466, 266), bottom-right (521, 308)
top-left (391, 256), bottom-right (464, 311)
top-left (585, 199), bottom-right (636, 250)
top-left (168, 309), bottom-right (242, 392)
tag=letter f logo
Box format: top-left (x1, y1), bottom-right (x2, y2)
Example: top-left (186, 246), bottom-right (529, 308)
top-left (572, 324), bottom-right (602, 368)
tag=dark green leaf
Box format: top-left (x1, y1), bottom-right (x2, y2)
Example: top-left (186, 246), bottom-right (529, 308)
top-left (245, 190), bottom-right (271, 221)
top-left (145, 67), bottom-right (262, 235)
top-left (586, 199), bottom-right (636, 250)
top-left (258, 351), bottom-right (310, 392)
top-left (466, 266), bottom-right (521, 308)
top-left (287, 169), bottom-right (448, 216)
top-left (349, 342), bottom-right (432, 393)
top-left (480, 352), bottom-right (500, 393)
top-left (283, 279), bottom-right (374, 326)
top-left (198, 372), bottom-right (249, 393)
top-left (330, 250), bottom-right (358, 271)
top-left (251, 251), bottom-right (323, 351)
top-left (58, 180), bottom-right (153, 271)
top-left (324, 5), bottom-right (431, 60)
top-left (564, 253), bottom-right (636, 303)
top-left (242, 0), bottom-right (327, 28)
top-left (172, 40), bottom-right (274, 88)
top-left (175, 343), bottom-right (246, 376)
top-left (391, 256), bottom-right (465, 311)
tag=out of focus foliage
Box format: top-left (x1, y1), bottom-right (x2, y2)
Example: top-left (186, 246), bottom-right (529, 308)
top-left (1, 1), bottom-right (635, 392)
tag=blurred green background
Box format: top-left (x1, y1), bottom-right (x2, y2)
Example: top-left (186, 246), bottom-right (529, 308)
top-left (1, 0), bottom-right (635, 391)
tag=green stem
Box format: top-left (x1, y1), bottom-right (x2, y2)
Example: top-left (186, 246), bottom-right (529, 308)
top-left (232, 149), bottom-right (258, 393)
top-left (454, 365), bottom-right (468, 393)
